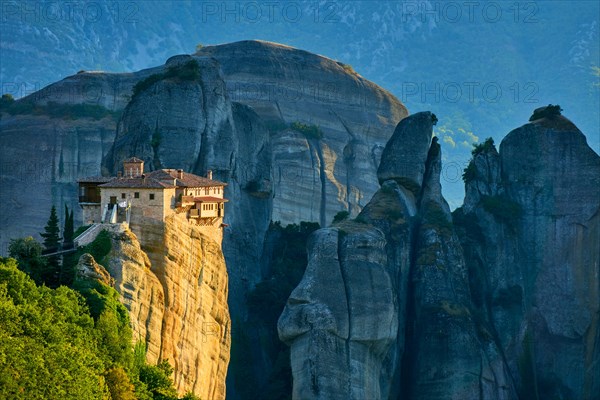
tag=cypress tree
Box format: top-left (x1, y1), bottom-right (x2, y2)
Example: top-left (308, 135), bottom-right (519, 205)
top-left (60, 204), bottom-right (77, 286)
top-left (40, 205), bottom-right (61, 287)
top-left (63, 204), bottom-right (74, 246)
top-left (41, 205), bottom-right (61, 252)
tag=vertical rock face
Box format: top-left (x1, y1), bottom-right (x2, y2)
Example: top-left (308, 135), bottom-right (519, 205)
top-left (279, 113), bottom-right (511, 399)
top-left (376, 111), bottom-right (436, 191)
top-left (457, 113), bottom-right (600, 399)
top-left (0, 115), bottom-right (117, 252)
top-left (106, 217), bottom-right (231, 399)
top-left (280, 108), bottom-right (596, 399)
top-left (278, 225), bottom-right (398, 400)
top-left (404, 139), bottom-right (514, 399)
top-left (198, 40), bottom-right (408, 225)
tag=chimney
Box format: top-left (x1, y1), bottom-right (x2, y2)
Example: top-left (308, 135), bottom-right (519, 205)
top-left (141, 173), bottom-right (146, 184)
top-left (177, 169), bottom-right (184, 179)
top-left (207, 170), bottom-right (213, 180)
top-left (117, 171), bottom-right (122, 178)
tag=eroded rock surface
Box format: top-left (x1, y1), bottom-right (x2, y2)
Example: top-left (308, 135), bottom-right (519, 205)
top-left (456, 113), bottom-right (600, 399)
top-left (280, 109), bottom-right (598, 399)
top-left (106, 217), bottom-right (231, 399)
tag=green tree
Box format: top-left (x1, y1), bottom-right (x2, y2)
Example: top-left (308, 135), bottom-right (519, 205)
top-left (0, 257), bottom-right (106, 399)
top-left (41, 205), bottom-right (61, 252)
top-left (139, 360), bottom-right (178, 400)
top-left (105, 366), bottom-right (137, 400)
top-left (8, 237), bottom-right (47, 285)
top-left (60, 204), bottom-right (77, 285)
top-left (1, 254), bottom-right (188, 400)
top-left (181, 392), bottom-right (201, 400)
top-left (332, 210), bottom-right (350, 224)
top-left (63, 204), bottom-right (74, 246)
top-left (0, 93), bottom-right (15, 109)
top-left (40, 205), bottom-right (62, 287)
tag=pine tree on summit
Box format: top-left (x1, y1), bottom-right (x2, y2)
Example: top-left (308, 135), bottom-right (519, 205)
top-left (40, 205), bottom-right (61, 287)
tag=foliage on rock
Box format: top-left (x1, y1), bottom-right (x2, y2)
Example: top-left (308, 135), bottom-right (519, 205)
top-left (132, 60), bottom-right (201, 99)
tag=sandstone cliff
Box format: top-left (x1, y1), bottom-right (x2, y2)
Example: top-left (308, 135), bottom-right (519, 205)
top-left (102, 217), bottom-right (230, 399)
top-left (279, 108), bottom-right (599, 399)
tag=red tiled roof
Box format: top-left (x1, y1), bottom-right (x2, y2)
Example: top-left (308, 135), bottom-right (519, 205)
top-left (78, 176), bottom-right (114, 183)
top-left (82, 168), bottom-right (226, 189)
top-left (123, 157), bottom-right (144, 163)
top-left (193, 196), bottom-right (229, 202)
top-left (148, 169), bottom-right (227, 187)
top-left (98, 177), bottom-right (175, 189)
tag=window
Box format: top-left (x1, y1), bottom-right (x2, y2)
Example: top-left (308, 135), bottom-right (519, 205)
top-left (121, 193), bottom-right (126, 199)
top-left (149, 193), bottom-right (155, 200)
top-left (134, 192), bottom-right (139, 199)
top-left (204, 188), bottom-right (209, 195)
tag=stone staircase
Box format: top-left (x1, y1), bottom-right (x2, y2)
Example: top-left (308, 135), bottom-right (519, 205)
top-left (73, 223), bottom-right (103, 247)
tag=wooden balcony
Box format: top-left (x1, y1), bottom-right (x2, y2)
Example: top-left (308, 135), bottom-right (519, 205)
top-left (79, 194), bottom-right (101, 204)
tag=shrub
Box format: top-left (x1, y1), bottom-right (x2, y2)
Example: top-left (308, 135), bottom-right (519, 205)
top-left (431, 113), bottom-right (438, 125)
top-left (139, 360), bottom-right (178, 400)
top-left (74, 225), bottom-right (92, 238)
top-left (132, 59), bottom-right (201, 99)
top-left (0, 99), bottom-right (120, 120)
top-left (422, 201), bottom-right (453, 235)
top-left (290, 121), bottom-right (323, 140)
top-left (462, 161), bottom-right (478, 183)
top-left (481, 195), bottom-right (523, 225)
top-left (337, 62), bottom-right (356, 74)
top-left (529, 104), bottom-right (562, 121)
top-left (471, 137), bottom-right (495, 157)
top-left (332, 210), bottom-right (350, 224)
top-left (0, 93), bottom-right (14, 107)
top-left (81, 229), bottom-right (112, 267)
top-left (462, 137), bottom-right (495, 183)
